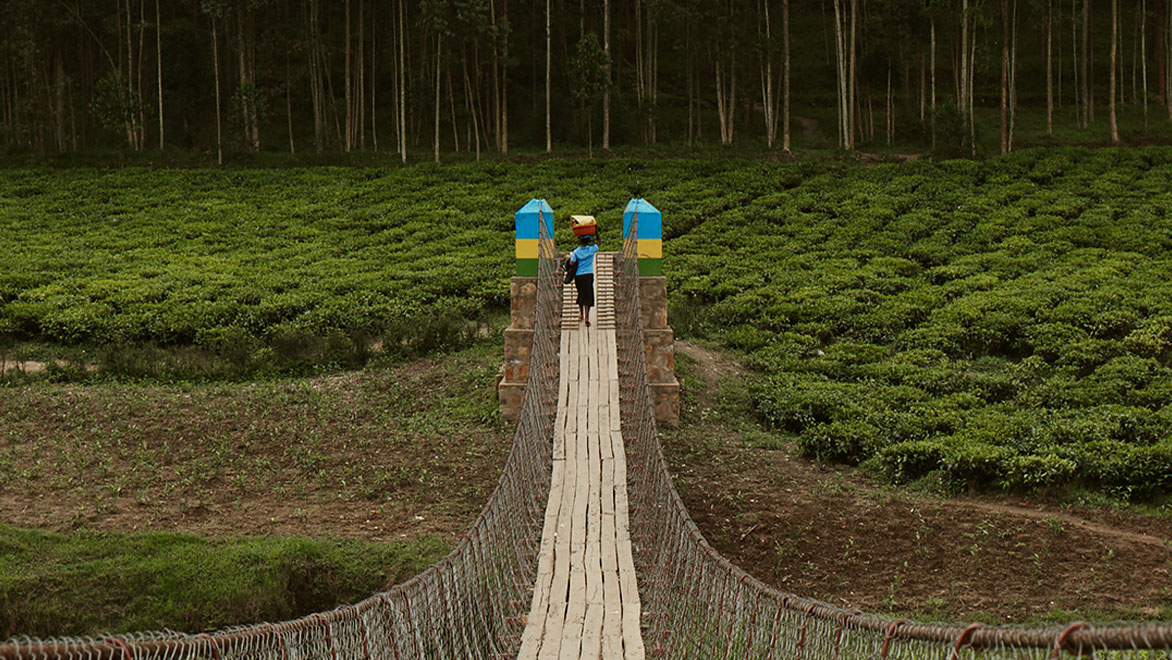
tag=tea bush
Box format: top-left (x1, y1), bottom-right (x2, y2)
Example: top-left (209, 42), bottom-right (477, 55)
top-left (4, 149), bottom-right (1172, 495)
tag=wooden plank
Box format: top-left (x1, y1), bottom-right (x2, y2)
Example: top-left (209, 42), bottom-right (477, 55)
top-left (559, 344), bottom-right (590, 657)
top-left (560, 486), bottom-right (590, 655)
top-left (600, 453), bottom-right (621, 654)
top-left (600, 565), bottom-right (623, 659)
top-left (519, 456), bottom-right (565, 658)
top-left (613, 406), bottom-right (644, 658)
top-left (622, 610), bottom-right (646, 659)
top-left (580, 603), bottom-right (603, 659)
top-left (611, 432), bottom-right (626, 488)
top-left (553, 331), bottom-right (571, 461)
top-left (606, 330), bottom-right (619, 381)
top-left (541, 332), bottom-right (581, 660)
top-left (600, 458), bottom-right (616, 518)
top-left (578, 328), bottom-right (589, 386)
top-left (561, 336), bottom-right (579, 460)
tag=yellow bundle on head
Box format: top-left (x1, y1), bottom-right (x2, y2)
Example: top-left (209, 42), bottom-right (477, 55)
top-left (570, 215), bottom-right (597, 237)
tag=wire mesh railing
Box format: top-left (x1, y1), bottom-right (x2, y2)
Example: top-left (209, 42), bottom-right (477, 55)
top-left (612, 209), bottom-right (1172, 660)
top-left (0, 213), bottom-right (562, 660)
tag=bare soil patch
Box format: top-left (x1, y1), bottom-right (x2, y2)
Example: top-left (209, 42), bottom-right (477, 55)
top-left (666, 341), bottom-right (1172, 622)
top-left (0, 345), bottom-right (511, 545)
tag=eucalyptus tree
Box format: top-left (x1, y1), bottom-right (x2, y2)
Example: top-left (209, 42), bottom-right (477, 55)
top-left (421, 0), bottom-right (451, 162)
top-left (568, 31), bottom-right (608, 155)
top-left (200, 0), bottom-right (226, 163)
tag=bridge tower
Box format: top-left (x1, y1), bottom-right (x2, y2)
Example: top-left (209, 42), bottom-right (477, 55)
top-left (498, 198), bottom-right (555, 420)
top-left (623, 198), bottom-right (679, 426)
top-left (499, 198), bottom-right (678, 427)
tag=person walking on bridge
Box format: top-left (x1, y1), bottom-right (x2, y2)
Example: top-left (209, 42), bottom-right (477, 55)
top-left (570, 233), bottom-right (599, 327)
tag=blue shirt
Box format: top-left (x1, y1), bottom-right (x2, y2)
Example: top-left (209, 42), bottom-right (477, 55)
top-left (571, 245), bottom-right (599, 275)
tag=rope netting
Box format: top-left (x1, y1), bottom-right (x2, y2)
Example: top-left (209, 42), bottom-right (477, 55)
top-left (0, 215), bottom-right (562, 660)
top-left (613, 210), bottom-right (1172, 660)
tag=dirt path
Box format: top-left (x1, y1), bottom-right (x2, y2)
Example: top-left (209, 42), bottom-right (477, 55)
top-left (664, 341), bottom-right (1172, 621)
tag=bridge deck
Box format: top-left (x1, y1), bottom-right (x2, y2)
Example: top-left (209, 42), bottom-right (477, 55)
top-left (519, 256), bottom-right (645, 659)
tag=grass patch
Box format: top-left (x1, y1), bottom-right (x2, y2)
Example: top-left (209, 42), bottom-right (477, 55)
top-left (0, 523), bottom-right (447, 638)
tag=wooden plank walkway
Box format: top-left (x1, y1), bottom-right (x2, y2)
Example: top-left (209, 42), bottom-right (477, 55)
top-left (520, 255), bottom-right (644, 659)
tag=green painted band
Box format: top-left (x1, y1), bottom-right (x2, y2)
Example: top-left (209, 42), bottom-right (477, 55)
top-left (516, 259), bottom-right (539, 277)
top-left (638, 259), bottom-right (662, 277)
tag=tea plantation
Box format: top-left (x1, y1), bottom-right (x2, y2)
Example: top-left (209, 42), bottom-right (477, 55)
top-left (3, 149), bottom-right (1171, 498)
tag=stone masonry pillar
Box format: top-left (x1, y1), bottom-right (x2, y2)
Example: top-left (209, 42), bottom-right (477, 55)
top-left (623, 199), bottom-right (680, 427)
top-left (499, 199), bottom-right (554, 421)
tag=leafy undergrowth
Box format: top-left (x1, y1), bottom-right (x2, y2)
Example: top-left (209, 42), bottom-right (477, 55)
top-left (664, 343), bottom-right (1172, 623)
top-left (666, 148), bottom-right (1172, 499)
top-left (0, 339), bottom-right (510, 637)
top-left (4, 148), bottom-right (1172, 493)
top-left (0, 525), bottom-right (445, 639)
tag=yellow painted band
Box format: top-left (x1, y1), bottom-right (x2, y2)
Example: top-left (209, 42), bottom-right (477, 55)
top-left (638, 238), bottom-right (663, 259)
top-left (515, 239), bottom-right (539, 259)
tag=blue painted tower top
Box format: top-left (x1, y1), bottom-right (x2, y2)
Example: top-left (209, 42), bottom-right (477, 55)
top-left (515, 199), bottom-right (555, 277)
top-left (622, 198), bottom-right (663, 276)
top-left (622, 199), bottom-right (662, 240)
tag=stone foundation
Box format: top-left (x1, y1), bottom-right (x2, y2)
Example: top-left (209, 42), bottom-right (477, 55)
top-left (498, 270), bottom-right (679, 427)
top-left (498, 277), bottom-right (537, 421)
top-left (638, 276), bottom-right (680, 427)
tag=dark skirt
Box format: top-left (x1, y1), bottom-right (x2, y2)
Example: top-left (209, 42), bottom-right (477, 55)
top-left (574, 273), bottom-right (595, 307)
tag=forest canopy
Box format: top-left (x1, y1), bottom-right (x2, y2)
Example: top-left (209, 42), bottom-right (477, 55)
top-left (0, 0), bottom-right (1164, 160)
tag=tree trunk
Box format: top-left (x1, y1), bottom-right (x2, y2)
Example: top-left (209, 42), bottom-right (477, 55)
top-left (969, 28), bottom-right (978, 154)
top-left (1084, 0), bottom-right (1092, 125)
top-left (53, 54), bottom-right (66, 151)
top-left (212, 17), bottom-right (222, 164)
top-left (344, 0), bottom-right (352, 151)
top-left (545, 0), bottom-right (551, 153)
top-left (782, 0), bottom-right (791, 153)
top-left (371, 9), bottom-right (378, 151)
top-left (930, 17), bottom-right (936, 150)
top-left (399, 0), bottom-right (407, 162)
top-left (462, 50), bottom-right (481, 161)
top-left (447, 47), bottom-right (459, 152)
top-left (358, 0), bottom-right (366, 150)
top-left (832, 0), bottom-right (847, 148)
top-left (761, 0), bottom-right (776, 149)
top-left (635, 0), bottom-right (644, 137)
top-left (434, 34), bottom-right (442, 162)
top-left (1001, 0), bottom-right (1009, 153)
top-left (1047, 0), bottom-right (1054, 135)
top-left (501, 0), bottom-right (509, 154)
top-left (1142, 0), bottom-right (1149, 132)
top-left (649, 17), bottom-right (658, 144)
top-left (309, 0), bottom-right (324, 152)
top-left (603, 0), bottom-right (610, 150)
top-left (1073, 0), bottom-right (1081, 125)
top-left (287, 54), bottom-right (295, 153)
top-left (1167, 0), bottom-right (1172, 121)
top-left (138, 0), bottom-right (147, 150)
top-left (236, 9), bottom-right (251, 151)
top-left (687, 26), bottom-right (695, 145)
top-left (960, 0), bottom-right (969, 118)
top-left (886, 65), bottom-right (893, 146)
top-left (1009, 0), bottom-right (1019, 151)
top-left (155, 0), bottom-right (163, 150)
top-left (1110, 0), bottom-right (1120, 142)
top-left (848, 0), bottom-right (857, 150)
